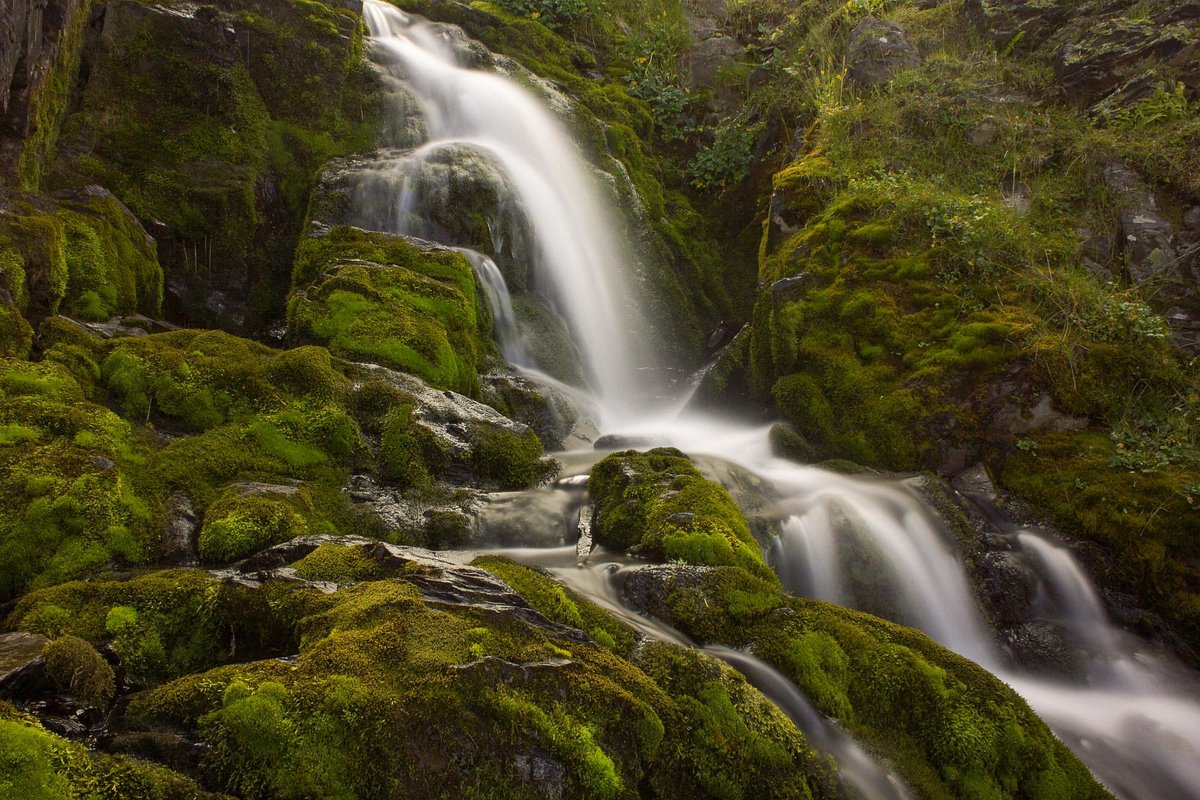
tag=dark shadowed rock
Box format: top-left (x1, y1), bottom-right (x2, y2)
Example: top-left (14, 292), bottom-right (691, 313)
top-left (163, 494), bottom-right (199, 567)
top-left (847, 17), bottom-right (919, 88)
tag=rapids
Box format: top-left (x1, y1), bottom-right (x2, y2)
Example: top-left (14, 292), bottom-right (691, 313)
top-left (354, 3), bottom-right (1200, 796)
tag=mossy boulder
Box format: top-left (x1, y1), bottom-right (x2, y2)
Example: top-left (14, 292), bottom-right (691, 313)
top-left (595, 448), bottom-right (1110, 800)
top-left (115, 547), bottom-right (840, 800)
top-left (0, 186), bottom-right (162, 324)
top-left (197, 488), bottom-right (310, 565)
top-left (0, 357), bottom-right (155, 600)
top-left (589, 448), bottom-right (776, 581)
top-left (289, 226), bottom-right (495, 396)
top-left (41, 634), bottom-right (116, 706)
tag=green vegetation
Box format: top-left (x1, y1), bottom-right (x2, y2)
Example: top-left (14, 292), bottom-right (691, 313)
top-left (42, 635), bottom-right (116, 706)
top-left (0, 703), bottom-right (221, 799)
top-left (719, 0), bottom-right (1200, 641)
top-left (0, 192), bottom-right (162, 324)
top-left (588, 449), bottom-right (1111, 800)
top-left (590, 448), bottom-right (776, 581)
top-left (289, 227), bottom-right (493, 396)
top-left (54, 0), bottom-right (381, 329)
top-left (474, 556), bottom-right (637, 655)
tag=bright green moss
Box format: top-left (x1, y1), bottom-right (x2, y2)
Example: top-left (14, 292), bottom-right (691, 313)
top-left (473, 555), bottom-right (637, 656)
top-left (289, 228), bottom-right (492, 395)
top-left (42, 635), bottom-right (116, 707)
top-left (291, 544), bottom-right (381, 583)
top-left (469, 422), bottom-right (557, 489)
top-left (589, 448), bottom-right (776, 581)
top-left (198, 492), bottom-right (310, 564)
top-left (0, 359), bottom-right (154, 600)
top-left (0, 702), bottom-right (220, 799)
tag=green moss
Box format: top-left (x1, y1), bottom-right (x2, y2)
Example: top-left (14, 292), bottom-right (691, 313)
top-left (999, 431), bottom-right (1200, 646)
top-left (292, 544), bottom-right (381, 583)
top-left (55, 0), bottom-right (380, 329)
top-left (589, 448), bottom-right (776, 581)
top-left (289, 228), bottom-right (492, 395)
top-left (198, 492), bottom-right (309, 564)
top-left (0, 702), bottom-right (220, 799)
top-left (473, 555), bottom-right (637, 656)
top-left (14, 0), bottom-right (91, 190)
top-left (0, 358), bottom-right (154, 600)
top-left (469, 422), bottom-right (557, 489)
top-left (42, 635), bottom-right (116, 706)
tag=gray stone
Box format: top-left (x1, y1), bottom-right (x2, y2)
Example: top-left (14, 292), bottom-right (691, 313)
top-left (846, 17), bottom-right (919, 88)
top-left (0, 632), bottom-right (49, 695)
top-left (163, 493), bottom-right (199, 567)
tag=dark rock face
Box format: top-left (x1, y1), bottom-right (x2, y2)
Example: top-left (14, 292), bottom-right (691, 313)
top-left (1055, 18), bottom-right (1199, 108)
top-left (162, 493), bottom-right (199, 567)
top-left (0, 0), bottom-right (88, 180)
top-left (846, 17), bottom-right (919, 88)
top-left (964, 0), bottom-right (1069, 47)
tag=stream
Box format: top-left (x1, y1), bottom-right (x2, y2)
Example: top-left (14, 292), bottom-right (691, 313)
top-left (353, 3), bottom-right (1200, 797)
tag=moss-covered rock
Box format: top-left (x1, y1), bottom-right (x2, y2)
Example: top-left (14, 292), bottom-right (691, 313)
top-left (52, 0), bottom-right (380, 332)
top-left (0, 187), bottom-right (162, 324)
top-left (0, 701), bottom-right (225, 799)
top-left (590, 448), bottom-right (776, 581)
top-left (41, 634), bottom-right (116, 706)
top-left (289, 226), bottom-right (494, 396)
top-left (0, 357), bottom-right (155, 600)
top-left (115, 552), bottom-right (840, 800)
top-left (597, 449), bottom-right (1111, 800)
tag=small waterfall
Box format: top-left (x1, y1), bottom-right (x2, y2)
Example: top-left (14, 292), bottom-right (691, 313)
top-left (707, 646), bottom-right (912, 800)
top-left (456, 248), bottom-right (528, 365)
top-left (358, 0), bottom-right (645, 421)
top-left (525, 554), bottom-right (913, 799)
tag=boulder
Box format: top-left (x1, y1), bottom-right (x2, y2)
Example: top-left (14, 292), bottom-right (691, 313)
top-left (846, 17), bottom-right (919, 88)
top-left (0, 631), bottom-right (50, 695)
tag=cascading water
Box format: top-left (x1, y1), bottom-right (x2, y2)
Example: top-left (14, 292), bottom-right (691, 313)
top-left (352, 3), bottom-right (1200, 797)
top-left (357, 1), bottom-right (646, 421)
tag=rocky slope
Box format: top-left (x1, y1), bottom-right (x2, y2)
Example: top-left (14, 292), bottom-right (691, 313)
top-left (0, 0), bottom-right (1192, 797)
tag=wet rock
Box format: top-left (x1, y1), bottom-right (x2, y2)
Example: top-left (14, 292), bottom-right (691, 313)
top-left (163, 493), bottom-right (199, 567)
top-left (1003, 620), bottom-right (1076, 674)
top-left (481, 370), bottom-right (599, 451)
top-left (980, 550), bottom-right (1038, 628)
top-left (233, 534), bottom-right (591, 641)
top-left (0, 631), bottom-right (50, 695)
top-left (594, 433), bottom-right (654, 451)
top-left (846, 17), bottom-right (919, 88)
top-left (622, 563), bottom-right (718, 619)
top-left (347, 360), bottom-right (558, 488)
top-left (576, 505), bottom-right (594, 563)
top-left (345, 474), bottom-right (485, 547)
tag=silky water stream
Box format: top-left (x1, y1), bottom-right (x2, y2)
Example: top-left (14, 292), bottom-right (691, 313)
top-left (351, 3), bottom-right (1200, 796)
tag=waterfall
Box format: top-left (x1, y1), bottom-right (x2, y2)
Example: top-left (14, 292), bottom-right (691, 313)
top-left (357, 1), bottom-right (645, 422)
top-left (351, 4), bottom-right (1200, 797)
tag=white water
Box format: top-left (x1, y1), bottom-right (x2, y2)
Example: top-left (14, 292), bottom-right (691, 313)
top-left (353, 4), bottom-right (1200, 797)
top-left (359, 1), bottom-right (644, 422)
